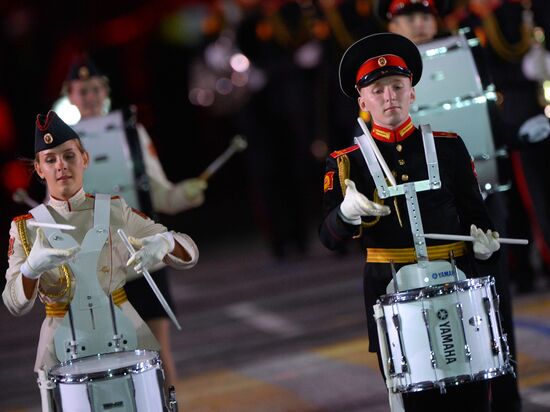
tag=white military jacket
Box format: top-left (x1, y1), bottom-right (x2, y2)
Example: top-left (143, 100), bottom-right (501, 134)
top-left (2, 188), bottom-right (198, 371)
top-left (137, 124), bottom-right (204, 214)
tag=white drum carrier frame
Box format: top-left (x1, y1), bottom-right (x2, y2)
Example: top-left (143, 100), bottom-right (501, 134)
top-left (354, 121), bottom-right (514, 394)
top-left (31, 195), bottom-right (137, 361)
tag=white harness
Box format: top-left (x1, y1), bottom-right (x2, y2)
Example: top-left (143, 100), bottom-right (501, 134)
top-left (31, 194), bottom-right (137, 363)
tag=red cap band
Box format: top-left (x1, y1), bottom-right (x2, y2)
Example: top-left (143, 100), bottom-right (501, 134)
top-left (355, 54), bottom-right (409, 84)
top-left (389, 0), bottom-right (435, 16)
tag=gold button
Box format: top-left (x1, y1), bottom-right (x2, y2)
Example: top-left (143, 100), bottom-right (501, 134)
top-left (100, 266), bottom-right (110, 273)
top-left (398, 159), bottom-right (405, 166)
top-left (402, 174), bottom-right (409, 182)
top-left (396, 144), bottom-right (403, 152)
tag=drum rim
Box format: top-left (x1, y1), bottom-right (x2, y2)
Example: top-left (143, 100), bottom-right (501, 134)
top-left (49, 349), bottom-right (161, 383)
top-left (393, 364), bottom-right (513, 393)
top-left (378, 276), bottom-right (494, 304)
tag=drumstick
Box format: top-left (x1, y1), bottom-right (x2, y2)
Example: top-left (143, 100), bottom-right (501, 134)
top-left (117, 229), bottom-right (182, 331)
top-left (28, 221), bottom-right (77, 231)
top-left (422, 233), bottom-right (529, 245)
top-left (12, 188), bottom-right (40, 208)
top-left (357, 117), bottom-right (397, 187)
top-left (199, 135), bottom-right (247, 181)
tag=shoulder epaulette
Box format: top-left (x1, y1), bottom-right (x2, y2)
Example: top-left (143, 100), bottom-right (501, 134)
top-left (330, 145), bottom-right (359, 158)
top-left (433, 131), bottom-right (458, 138)
top-left (86, 194), bottom-right (121, 200)
top-left (131, 208), bottom-right (150, 220)
top-left (13, 213), bottom-right (33, 223)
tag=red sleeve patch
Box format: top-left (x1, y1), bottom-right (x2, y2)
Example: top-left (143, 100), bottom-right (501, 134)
top-left (324, 171), bottom-right (335, 192)
top-left (470, 158), bottom-right (478, 177)
top-left (433, 131), bottom-right (458, 138)
top-left (148, 142), bottom-right (158, 158)
top-left (7, 237), bottom-right (14, 257)
top-left (13, 213), bottom-right (33, 222)
top-left (330, 145), bottom-right (359, 158)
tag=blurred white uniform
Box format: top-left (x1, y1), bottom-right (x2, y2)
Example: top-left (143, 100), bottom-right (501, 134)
top-left (135, 124), bottom-right (205, 214)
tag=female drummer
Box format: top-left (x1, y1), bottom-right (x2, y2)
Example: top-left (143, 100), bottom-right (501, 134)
top-left (2, 110), bottom-right (198, 409)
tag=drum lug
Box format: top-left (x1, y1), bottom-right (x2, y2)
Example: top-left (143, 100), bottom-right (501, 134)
top-left (455, 303), bottom-right (472, 362)
top-left (392, 313), bottom-right (409, 373)
top-left (168, 385), bottom-right (179, 412)
top-left (482, 297), bottom-right (500, 355)
top-left (421, 308), bottom-right (439, 371)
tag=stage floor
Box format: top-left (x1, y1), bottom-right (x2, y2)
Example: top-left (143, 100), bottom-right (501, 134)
top-left (1, 233), bottom-right (549, 411)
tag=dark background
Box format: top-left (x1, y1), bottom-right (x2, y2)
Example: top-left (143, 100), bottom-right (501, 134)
top-left (1, 0), bottom-right (549, 279)
top-left (0, 0), bottom-right (386, 276)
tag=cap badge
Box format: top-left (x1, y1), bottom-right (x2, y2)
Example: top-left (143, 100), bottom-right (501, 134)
top-left (44, 133), bottom-right (54, 144)
top-left (378, 57), bottom-right (387, 67)
top-left (78, 66), bottom-right (90, 80)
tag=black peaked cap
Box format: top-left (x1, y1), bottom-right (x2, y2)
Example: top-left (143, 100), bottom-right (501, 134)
top-left (339, 32), bottom-right (422, 98)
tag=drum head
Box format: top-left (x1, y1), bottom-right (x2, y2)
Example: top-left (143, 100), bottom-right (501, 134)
top-left (49, 349), bottom-right (160, 383)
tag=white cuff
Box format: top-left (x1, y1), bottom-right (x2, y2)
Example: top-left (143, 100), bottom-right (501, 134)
top-left (474, 251), bottom-right (492, 261)
top-left (20, 261), bottom-right (40, 279)
top-left (160, 232), bottom-right (176, 253)
top-left (165, 233), bottom-right (199, 269)
top-left (338, 208), bottom-right (361, 225)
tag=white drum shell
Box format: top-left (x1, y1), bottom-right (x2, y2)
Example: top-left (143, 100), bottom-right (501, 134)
top-left (375, 277), bottom-right (512, 393)
top-left (49, 350), bottom-right (165, 412)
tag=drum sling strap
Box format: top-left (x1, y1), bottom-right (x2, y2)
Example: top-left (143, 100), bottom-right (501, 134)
top-left (124, 107), bottom-right (156, 218)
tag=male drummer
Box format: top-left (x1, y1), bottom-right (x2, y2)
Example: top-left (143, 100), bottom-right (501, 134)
top-left (376, 3), bottom-right (523, 410)
top-left (319, 32), bottom-right (500, 411)
top-left (374, 0), bottom-right (452, 45)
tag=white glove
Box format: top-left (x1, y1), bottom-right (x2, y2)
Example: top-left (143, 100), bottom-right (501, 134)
top-left (180, 178), bottom-right (207, 201)
top-left (20, 228), bottom-right (80, 279)
top-left (471, 224), bottom-right (500, 260)
top-left (127, 232), bottom-right (175, 273)
top-left (521, 44), bottom-right (550, 81)
top-left (519, 114), bottom-right (550, 143)
top-left (339, 179), bottom-right (391, 225)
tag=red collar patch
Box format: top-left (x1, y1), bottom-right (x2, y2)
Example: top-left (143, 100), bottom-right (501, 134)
top-left (371, 117), bottom-right (415, 143)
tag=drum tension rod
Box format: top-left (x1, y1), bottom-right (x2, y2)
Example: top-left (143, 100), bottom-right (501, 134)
top-left (482, 297), bottom-right (500, 355)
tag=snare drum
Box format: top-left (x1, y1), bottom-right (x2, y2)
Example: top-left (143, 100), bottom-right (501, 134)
top-left (374, 276), bottom-right (514, 393)
top-left (49, 350), bottom-right (166, 412)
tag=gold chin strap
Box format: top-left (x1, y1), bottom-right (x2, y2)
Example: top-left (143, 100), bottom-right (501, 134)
top-left (16, 219), bottom-right (71, 298)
